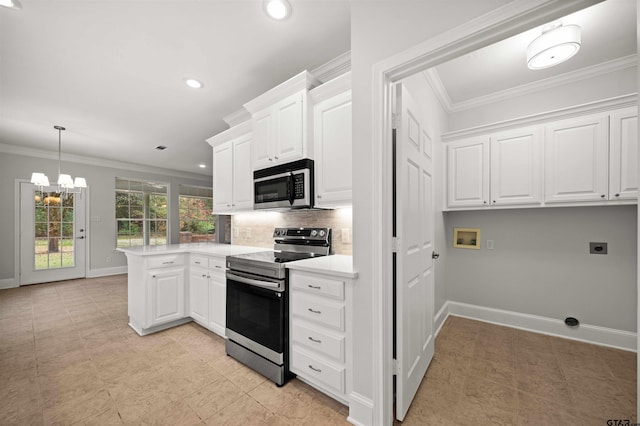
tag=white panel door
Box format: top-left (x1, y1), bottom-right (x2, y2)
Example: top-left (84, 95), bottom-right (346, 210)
top-left (20, 182), bottom-right (87, 285)
top-left (394, 83), bottom-right (435, 422)
top-left (544, 113), bottom-right (609, 203)
top-left (274, 92), bottom-right (304, 163)
top-left (446, 137), bottom-right (490, 208)
top-left (610, 107), bottom-right (638, 200)
top-left (213, 143), bottom-right (233, 213)
top-left (232, 133), bottom-right (254, 210)
top-left (314, 90), bottom-right (352, 207)
top-left (490, 127), bottom-right (542, 206)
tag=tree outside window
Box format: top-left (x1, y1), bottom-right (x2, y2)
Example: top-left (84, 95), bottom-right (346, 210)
top-left (179, 185), bottom-right (215, 243)
top-left (116, 178), bottom-right (168, 247)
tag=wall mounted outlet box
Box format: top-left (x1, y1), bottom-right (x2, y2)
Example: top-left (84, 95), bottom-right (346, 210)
top-left (453, 228), bottom-right (480, 250)
top-left (589, 242), bottom-right (608, 254)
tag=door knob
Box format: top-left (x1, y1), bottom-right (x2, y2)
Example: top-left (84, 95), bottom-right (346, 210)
top-left (76, 236), bottom-right (85, 239)
top-left (432, 252), bottom-right (440, 259)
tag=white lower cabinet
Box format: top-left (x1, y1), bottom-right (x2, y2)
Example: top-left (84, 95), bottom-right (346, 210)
top-left (188, 254), bottom-right (226, 337)
top-left (289, 270), bottom-right (353, 404)
top-left (125, 253), bottom-right (189, 335)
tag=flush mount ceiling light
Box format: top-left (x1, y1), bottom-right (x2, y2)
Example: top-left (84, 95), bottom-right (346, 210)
top-left (184, 78), bottom-right (204, 89)
top-left (527, 22), bottom-right (581, 70)
top-left (0, 0), bottom-right (22, 10)
top-left (264, 0), bottom-right (291, 20)
top-left (30, 126), bottom-right (87, 191)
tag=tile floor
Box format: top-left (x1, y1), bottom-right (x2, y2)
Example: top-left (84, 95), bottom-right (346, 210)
top-left (0, 275), bottom-right (636, 425)
top-left (399, 315), bottom-right (637, 425)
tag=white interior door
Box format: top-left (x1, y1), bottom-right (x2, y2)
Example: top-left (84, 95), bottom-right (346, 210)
top-left (20, 182), bottom-right (86, 285)
top-left (394, 83), bottom-right (435, 421)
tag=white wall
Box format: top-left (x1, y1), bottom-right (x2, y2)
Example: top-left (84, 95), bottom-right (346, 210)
top-left (448, 66), bottom-right (637, 131)
top-left (401, 73), bottom-right (449, 314)
top-left (0, 150), bottom-right (210, 284)
top-left (445, 206), bottom-right (637, 332)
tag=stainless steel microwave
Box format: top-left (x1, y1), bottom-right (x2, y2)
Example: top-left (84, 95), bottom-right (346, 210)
top-left (253, 159), bottom-right (314, 210)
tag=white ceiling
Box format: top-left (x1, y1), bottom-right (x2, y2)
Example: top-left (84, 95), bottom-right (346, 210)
top-left (429, 0), bottom-right (637, 111)
top-left (0, 0), bottom-right (636, 178)
top-left (0, 0), bottom-right (351, 176)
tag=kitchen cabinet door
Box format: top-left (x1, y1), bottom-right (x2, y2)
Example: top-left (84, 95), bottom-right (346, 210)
top-left (610, 107), bottom-right (638, 201)
top-left (252, 109), bottom-right (273, 170)
top-left (213, 143), bottom-right (233, 213)
top-left (447, 137), bottom-right (490, 208)
top-left (490, 127), bottom-right (542, 206)
top-left (544, 113), bottom-right (609, 203)
top-left (274, 92), bottom-right (304, 164)
top-left (189, 269), bottom-right (209, 326)
top-left (208, 271), bottom-right (226, 337)
top-left (314, 89), bottom-right (352, 208)
top-left (148, 267), bottom-right (185, 328)
top-left (232, 133), bottom-right (254, 211)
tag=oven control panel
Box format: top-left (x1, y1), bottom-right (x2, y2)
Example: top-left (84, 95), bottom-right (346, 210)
top-left (273, 227), bottom-right (330, 241)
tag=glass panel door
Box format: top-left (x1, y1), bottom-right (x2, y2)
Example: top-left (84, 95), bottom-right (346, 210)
top-left (20, 182), bottom-right (86, 285)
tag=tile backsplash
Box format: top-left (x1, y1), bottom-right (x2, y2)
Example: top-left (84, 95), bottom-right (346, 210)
top-left (231, 208), bottom-right (353, 255)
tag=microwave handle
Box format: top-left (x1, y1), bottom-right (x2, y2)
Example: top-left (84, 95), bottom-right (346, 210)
top-left (288, 172), bottom-right (295, 205)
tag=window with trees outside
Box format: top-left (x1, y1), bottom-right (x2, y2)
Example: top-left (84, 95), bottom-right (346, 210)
top-left (179, 185), bottom-right (215, 243)
top-left (116, 178), bottom-right (167, 247)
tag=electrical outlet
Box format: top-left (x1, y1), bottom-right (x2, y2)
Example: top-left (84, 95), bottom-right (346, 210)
top-left (486, 240), bottom-right (494, 250)
top-left (589, 242), bottom-right (607, 254)
top-left (106, 256), bottom-right (112, 263)
top-left (342, 228), bottom-right (351, 243)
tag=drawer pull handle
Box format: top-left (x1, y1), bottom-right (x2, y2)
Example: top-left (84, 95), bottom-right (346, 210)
top-left (308, 308), bottom-right (321, 315)
top-left (215, 265), bottom-right (222, 269)
top-left (195, 261), bottom-right (201, 264)
top-left (162, 261), bottom-right (174, 265)
top-left (308, 285), bottom-right (321, 290)
top-left (202, 274), bottom-right (207, 278)
top-left (308, 365), bottom-right (322, 373)
top-left (308, 336), bottom-right (322, 344)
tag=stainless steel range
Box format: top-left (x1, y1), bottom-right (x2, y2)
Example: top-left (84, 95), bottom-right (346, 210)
top-left (225, 227), bottom-right (332, 386)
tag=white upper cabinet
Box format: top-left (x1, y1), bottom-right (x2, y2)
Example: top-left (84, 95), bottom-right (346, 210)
top-left (544, 113), bottom-right (609, 203)
top-left (490, 127), bottom-right (542, 206)
top-left (207, 121), bottom-right (254, 214)
top-left (244, 71), bottom-right (319, 171)
top-left (310, 72), bottom-right (352, 208)
top-left (609, 107), bottom-right (638, 201)
top-left (447, 137), bottom-right (489, 208)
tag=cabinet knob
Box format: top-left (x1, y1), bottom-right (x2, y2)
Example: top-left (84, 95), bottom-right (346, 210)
top-left (202, 274), bottom-right (207, 278)
top-left (483, 201), bottom-right (487, 205)
top-left (493, 200), bottom-right (496, 204)
top-left (152, 275), bottom-right (156, 278)
top-left (317, 195), bottom-right (322, 199)
top-left (274, 156), bottom-right (279, 160)
top-left (600, 194), bottom-right (606, 198)
top-left (615, 193), bottom-right (620, 197)
top-left (268, 157), bottom-right (273, 161)
top-left (227, 204), bottom-right (231, 207)
top-left (231, 204), bottom-right (235, 207)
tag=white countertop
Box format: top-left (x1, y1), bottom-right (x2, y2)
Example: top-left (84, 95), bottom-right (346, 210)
top-left (286, 254), bottom-right (358, 279)
top-left (117, 243), bottom-right (268, 257)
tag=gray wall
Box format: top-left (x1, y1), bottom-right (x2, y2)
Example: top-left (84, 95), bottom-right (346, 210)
top-left (444, 205), bottom-right (637, 332)
top-left (0, 151), bottom-right (210, 282)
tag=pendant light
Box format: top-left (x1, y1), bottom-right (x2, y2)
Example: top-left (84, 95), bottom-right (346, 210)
top-left (527, 22), bottom-right (581, 70)
top-left (30, 125), bottom-right (87, 190)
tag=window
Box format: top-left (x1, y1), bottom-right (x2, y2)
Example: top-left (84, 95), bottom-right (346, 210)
top-left (179, 185), bottom-right (215, 243)
top-left (116, 178), bottom-right (167, 247)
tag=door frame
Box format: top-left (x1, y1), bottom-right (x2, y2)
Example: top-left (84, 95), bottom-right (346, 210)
top-left (367, 1), bottom-right (607, 423)
top-left (14, 179), bottom-right (90, 286)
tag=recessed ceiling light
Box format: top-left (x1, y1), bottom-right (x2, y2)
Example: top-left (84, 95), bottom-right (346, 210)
top-left (199, 164), bottom-right (206, 169)
top-left (264, 0), bottom-right (291, 20)
top-left (184, 78), bottom-right (204, 89)
top-left (0, 0), bottom-right (22, 10)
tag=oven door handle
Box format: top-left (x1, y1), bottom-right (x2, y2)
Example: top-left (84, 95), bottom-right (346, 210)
top-left (226, 272), bottom-right (282, 291)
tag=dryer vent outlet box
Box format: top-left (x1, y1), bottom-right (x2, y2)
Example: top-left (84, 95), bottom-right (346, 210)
top-left (589, 242), bottom-right (607, 254)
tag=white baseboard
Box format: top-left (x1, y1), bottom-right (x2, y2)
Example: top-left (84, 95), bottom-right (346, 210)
top-left (437, 300), bottom-right (636, 352)
top-left (86, 266), bottom-right (127, 278)
top-left (0, 278), bottom-right (18, 289)
top-left (434, 301), bottom-right (449, 337)
top-left (347, 392), bottom-right (374, 426)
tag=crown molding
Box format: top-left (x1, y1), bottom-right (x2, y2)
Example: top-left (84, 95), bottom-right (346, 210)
top-left (441, 93), bottom-right (638, 141)
top-left (223, 108), bottom-right (251, 127)
top-left (0, 143), bottom-right (209, 181)
top-left (206, 120), bottom-right (252, 148)
top-left (310, 50), bottom-right (351, 84)
top-left (425, 54), bottom-right (638, 113)
top-left (244, 70), bottom-right (321, 114)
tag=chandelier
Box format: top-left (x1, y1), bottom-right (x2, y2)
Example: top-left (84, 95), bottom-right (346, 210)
top-left (30, 125), bottom-right (87, 191)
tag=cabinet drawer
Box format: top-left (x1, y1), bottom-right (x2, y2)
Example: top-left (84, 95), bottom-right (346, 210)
top-left (291, 274), bottom-right (344, 300)
top-left (147, 254), bottom-right (184, 269)
top-left (190, 254), bottom-right (209, 268)
top-left (292, 322), bottom-right (344, 362)
top-left (208, 256), bottom-right (226, 272)
top-left (291, 292), bottom-right (344, 331)
top-left (291, 347), bottom-right (345, 395)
